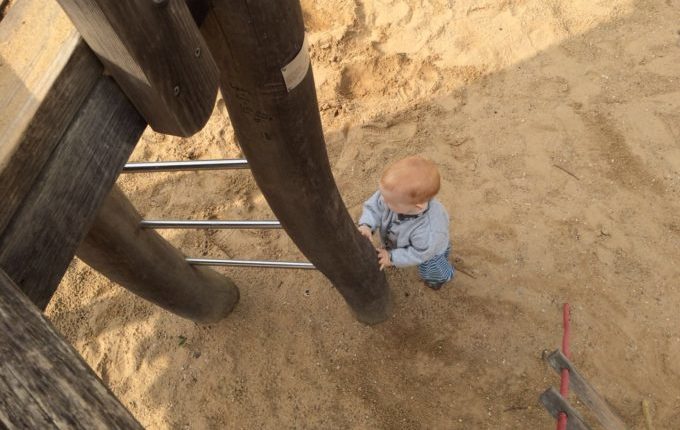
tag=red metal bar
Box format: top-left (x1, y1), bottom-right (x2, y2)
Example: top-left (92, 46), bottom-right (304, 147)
top-left (557, 303), bottom-right (571, 430)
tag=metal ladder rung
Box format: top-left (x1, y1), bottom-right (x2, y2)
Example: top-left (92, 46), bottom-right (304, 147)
top-left (141, 220), bottom-right (281, 229)
top-left (122, 159), bottom-right (249, 173)
top-left (186, 258), bottom-right (315, 270)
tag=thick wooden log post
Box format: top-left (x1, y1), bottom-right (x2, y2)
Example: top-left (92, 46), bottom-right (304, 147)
top-left (77, 186), bottom-right (239, 323)
top-left (0, 269), bottom-right (143, 429)
top-left (201, 1), bottom-right (391, 324)
top-left (56, 0), bottom-right (219, 136)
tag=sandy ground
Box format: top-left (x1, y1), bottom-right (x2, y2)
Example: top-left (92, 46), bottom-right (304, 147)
top-left (40, 0), bottom-right (680, 428)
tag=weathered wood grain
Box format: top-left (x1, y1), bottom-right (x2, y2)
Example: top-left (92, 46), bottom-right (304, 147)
top-left (546, 349), bottom-right (628, 430)
top-left (0, 0), bottom-right (101, 234)
top-left (55, 0), bottom-right (219, 136)
top-left (0, 268), bottom-right (143, 429)
top-left (0, 76), bottom-right (145, 309)
top-left (77, 185), bottom-right (240, 323)
top-left (202, 0), bottom-right (391, 324)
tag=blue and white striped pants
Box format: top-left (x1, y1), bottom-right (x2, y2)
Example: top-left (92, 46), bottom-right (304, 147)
top-left (418, 246), bottom-right (455, 283)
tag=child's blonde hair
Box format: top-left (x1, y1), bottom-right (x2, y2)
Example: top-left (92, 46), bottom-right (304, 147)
top-left (380, 155), bottom-right (440, 203)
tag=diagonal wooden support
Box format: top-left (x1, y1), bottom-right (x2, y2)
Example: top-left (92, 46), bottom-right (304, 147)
top-left (0, 269), bottom-right (143, 429)
top-left (201, 0), bottom-right (391, 324)
top-left (540, 387), bottom-right (591, 430)
top-left (546, 349), bottom-right (628, 430)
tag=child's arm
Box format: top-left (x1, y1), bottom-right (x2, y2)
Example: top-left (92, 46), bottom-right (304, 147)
top-left (389, 226), bottom-right (447, 267)
top-left (358, 190), bottom-right (383, 234)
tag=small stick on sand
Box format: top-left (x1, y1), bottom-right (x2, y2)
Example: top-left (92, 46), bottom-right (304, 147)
top-left (456, 267), bottom-right (477, 279)
top-left (642, 399), bottom-right (654, 430)
top-left (553, 164), bottom-right (580, 181)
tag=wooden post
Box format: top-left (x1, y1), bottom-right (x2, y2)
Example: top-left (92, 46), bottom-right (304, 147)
top-left (0, 269), bottom-right (143, 429)
top-left (201, 1), bottom-right (391, 324)
top-left (76, 186), bottom-right (239, 323)
top-left (55, 0), bottom-right (219, 137)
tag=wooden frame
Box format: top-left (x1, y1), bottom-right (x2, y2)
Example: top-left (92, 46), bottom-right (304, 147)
top-left (1, 0), bottom-right (396, 422)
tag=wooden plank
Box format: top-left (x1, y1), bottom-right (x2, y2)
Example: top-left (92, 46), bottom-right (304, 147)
top-left (0, 268), bottom-right (143, 429)
top-left (0, 76), bottom-right (145, 309)
top-left (77, 185), bottom-right (239, 323)
top-left (0, 0), bottom-right (102, 234)
top-left (540, 387), bottom-right (592, 430)
top-left (201, 1), bottom-right (391, 324)
top-left (546, 349), bottom-right (628, 430)
top-left (55, 0), bottom-right (219, 137)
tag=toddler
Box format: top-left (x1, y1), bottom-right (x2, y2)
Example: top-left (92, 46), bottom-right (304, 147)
top-left (358, 155), bottom-right (454, 289)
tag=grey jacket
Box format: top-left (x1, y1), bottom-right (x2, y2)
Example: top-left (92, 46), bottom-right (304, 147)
top-left (358, 190), bottom-right (450, 267)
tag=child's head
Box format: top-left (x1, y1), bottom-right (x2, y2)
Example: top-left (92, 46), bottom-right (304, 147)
top-left (379, 155), bottom-right (440, 215)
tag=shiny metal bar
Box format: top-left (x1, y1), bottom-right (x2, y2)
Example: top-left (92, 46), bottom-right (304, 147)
top-left (186, 258), bottom-right (315, 270)
top-left (141, 220), bottom-right (281, 229)
top-left (122, 159), bottom-right (249, 173)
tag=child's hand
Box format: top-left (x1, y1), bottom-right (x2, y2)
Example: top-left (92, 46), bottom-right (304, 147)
top-left (358, 225), bottom-right (373, 241)
top-left (376, 248), bottom-right (392, 271)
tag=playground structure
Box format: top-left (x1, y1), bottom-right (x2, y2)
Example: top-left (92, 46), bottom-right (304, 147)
top-left (0, 0), bottom-right (392, 426)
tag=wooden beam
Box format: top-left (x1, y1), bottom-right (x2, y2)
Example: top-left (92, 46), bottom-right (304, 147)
top-left (546, 349), bottom-right (628, 430)
top-left (540, 387), bottom-right (592, 430)
top-left (0, 0), bottom-right (101, 235)
top-left (0, 269), bottom-right (142, 429)
top-left (201, 0), bottom-right (391, 324)
top-left (0, 0), bottom-right (239, 321)
top-left (55, 0), bottom-right (219, 137)
top-left (0, 76), bottom-right (145, 309)
top-left (77, 186), bottom-right (239, 323)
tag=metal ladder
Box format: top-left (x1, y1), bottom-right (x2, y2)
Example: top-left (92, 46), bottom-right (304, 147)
top-left (122, 159), bottom-right (315, 270)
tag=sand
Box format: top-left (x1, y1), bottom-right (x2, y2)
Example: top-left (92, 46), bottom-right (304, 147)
top-left (42, 0), bottom-right (680, 428)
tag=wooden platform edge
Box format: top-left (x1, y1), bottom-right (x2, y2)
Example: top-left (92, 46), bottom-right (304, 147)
top-left (0, 269), bottom-right (142, 429)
